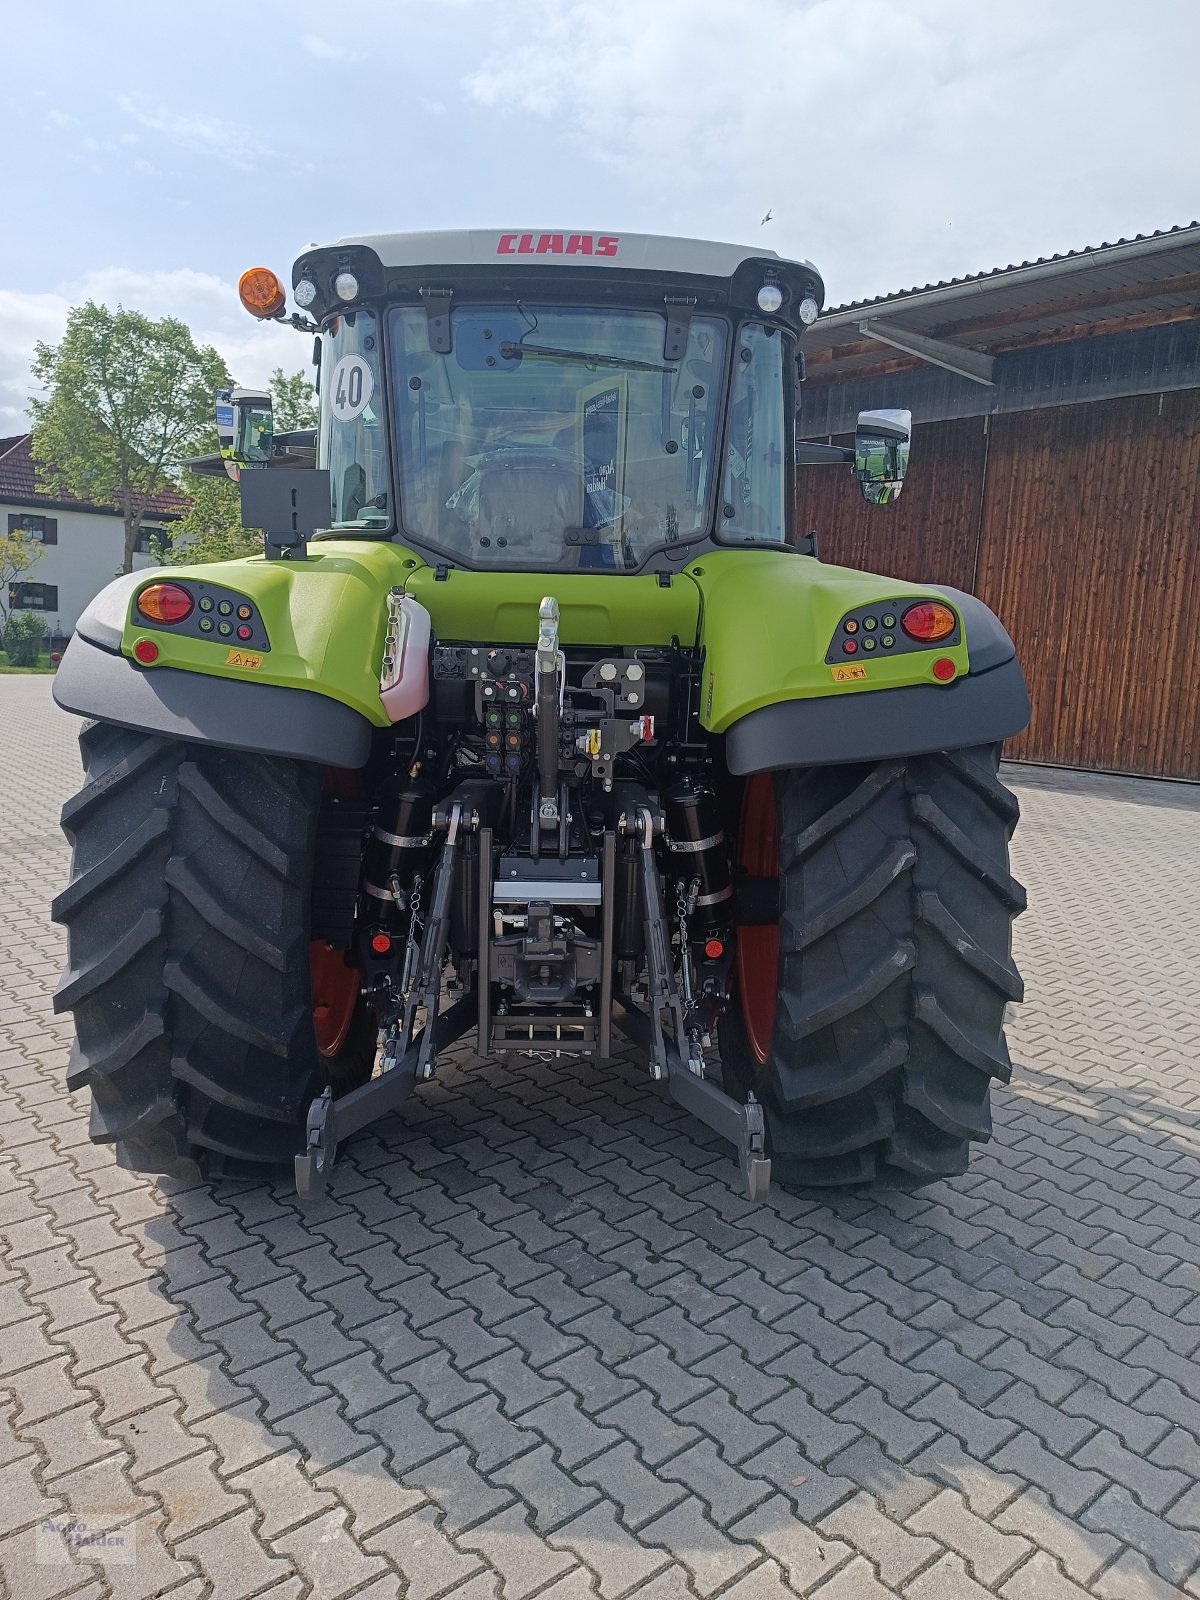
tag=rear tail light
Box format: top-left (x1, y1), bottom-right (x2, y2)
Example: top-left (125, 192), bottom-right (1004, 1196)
top-left (137, 583), bottom-right (194, 625)
top-left (901, 601), bottom-right (956, 642)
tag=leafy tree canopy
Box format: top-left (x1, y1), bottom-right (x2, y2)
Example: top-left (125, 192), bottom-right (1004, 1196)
top-left (270, 367), bottom-right (319, 432)
top-left (158, 471), bottom-right (260, 567)
top-left (30, 303), bottom-right (230, 574)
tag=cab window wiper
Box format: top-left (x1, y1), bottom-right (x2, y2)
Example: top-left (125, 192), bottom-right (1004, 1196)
top-left (499, 342), bottom-right (674, 374)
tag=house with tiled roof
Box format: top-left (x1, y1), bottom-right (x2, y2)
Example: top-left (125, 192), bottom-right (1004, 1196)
top-left (0, 433), bottom-right (189, 638)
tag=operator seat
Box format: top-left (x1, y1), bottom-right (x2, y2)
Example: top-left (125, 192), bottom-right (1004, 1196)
top-left (472, 453), bottom-right (578, 559)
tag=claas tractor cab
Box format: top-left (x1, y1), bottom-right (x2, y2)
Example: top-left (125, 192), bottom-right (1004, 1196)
top-left (52, 228), bottom-right (1029, 1201)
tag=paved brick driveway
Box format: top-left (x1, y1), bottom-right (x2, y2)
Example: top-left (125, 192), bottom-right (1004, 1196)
top-left (2, 674), bottom-right (1199, 1600)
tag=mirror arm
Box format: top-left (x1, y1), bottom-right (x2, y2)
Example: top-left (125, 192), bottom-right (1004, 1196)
top-left (795, 442), bottom-right (855, 466)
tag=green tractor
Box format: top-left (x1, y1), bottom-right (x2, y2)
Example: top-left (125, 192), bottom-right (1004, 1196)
top-left (51, 229), bottom-right (1028, 1200)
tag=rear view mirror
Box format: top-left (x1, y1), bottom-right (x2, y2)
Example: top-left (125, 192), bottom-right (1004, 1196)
top-left (215, 387), bottom-right (275, 475)
top-left (854, 408), bottom-right (911, 505)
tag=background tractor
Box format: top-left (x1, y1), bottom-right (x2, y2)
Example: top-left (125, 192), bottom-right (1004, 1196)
top-left (52, 229), bottom-right (1029, 1199)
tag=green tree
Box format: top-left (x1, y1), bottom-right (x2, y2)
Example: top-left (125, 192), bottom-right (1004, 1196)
top-left (30, 303), bottom-right (230, 575)
top-left (158, 471), bottom-right (261, 567)
top-left (270, 367), bottom-right (318, 431)
top-left (0, 526), bottom-right (43, 630)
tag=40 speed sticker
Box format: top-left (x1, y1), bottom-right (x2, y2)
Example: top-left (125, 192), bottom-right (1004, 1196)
top-left (329, 354), bottom-right (374, 421)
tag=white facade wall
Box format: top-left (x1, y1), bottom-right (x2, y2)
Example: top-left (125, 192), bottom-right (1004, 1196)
top-left (5, 503), bottom-right (164, 637)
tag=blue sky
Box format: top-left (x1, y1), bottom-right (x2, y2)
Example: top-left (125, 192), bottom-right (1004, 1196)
top-left (2, 0), bottom-right (1197, 431)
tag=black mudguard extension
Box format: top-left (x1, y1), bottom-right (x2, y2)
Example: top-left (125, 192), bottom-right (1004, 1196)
top-left (725, 656), bottom-right (1031, 774)
top-left (52, 633), bottom-right (373, 769)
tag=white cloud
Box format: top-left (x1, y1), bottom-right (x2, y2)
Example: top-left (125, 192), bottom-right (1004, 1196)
top-left (0, 270), bottom-right (305, 435)
top-left (461, 0), bottom-right (1200, 306)
top-left (47, 108), bottom-right (76, 128)
top-left (300, 32), bottom-right (364, 62)
top-left (0, 289), bottom-right (71, 433)
top-left (115, 96), bottom-right (267, 170)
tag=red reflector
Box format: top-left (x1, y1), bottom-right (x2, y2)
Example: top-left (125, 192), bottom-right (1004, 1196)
top-left (136, 582), bottom-right (194, 624)
top-left (132, 639), bottom-right (159, 665)
top-left (370, 932), bottom-right (393, 955)
top-left (901, 601), bottom-right (956, 642)
top-left (704, 938), bottom-right (725, 960)
top-left (932, 657), bottom-right (956, 681)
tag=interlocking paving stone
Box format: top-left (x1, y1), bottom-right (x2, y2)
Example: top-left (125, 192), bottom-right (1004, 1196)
top-left (4, 681), bottom-right (1200, 1597)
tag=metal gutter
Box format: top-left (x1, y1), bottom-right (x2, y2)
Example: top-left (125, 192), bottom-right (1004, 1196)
top-left (817, 226), bottom-right (1200, 330)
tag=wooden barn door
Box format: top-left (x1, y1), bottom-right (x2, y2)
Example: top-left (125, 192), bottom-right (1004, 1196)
top-left (975, 391), bottom-right (1200, 779)
top-left (796, 392), bottom-right (1200, 779)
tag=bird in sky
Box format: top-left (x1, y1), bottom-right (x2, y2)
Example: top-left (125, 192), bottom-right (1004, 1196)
top-left (761, 209), bottom-right (773, 226)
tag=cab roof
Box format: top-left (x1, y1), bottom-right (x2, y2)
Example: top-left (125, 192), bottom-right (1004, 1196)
top-left (305, 227), bottom-right (820, 283)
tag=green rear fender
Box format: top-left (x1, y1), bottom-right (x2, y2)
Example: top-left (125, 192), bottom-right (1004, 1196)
top-left (688, 549), bottom-right (969, 731)
top-left (119, 542), bottom-right (419, 724)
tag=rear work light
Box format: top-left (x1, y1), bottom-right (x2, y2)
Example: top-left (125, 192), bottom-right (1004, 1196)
top-left (901, 601), bottom-right (956, 643)
top-left (137, 583), bottom-right (194, 625)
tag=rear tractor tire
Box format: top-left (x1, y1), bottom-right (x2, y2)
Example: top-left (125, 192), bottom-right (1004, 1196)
top-left (721, 743), bottom-right (1025, 1189)
top-left (52, 722), bottom-right (376, 1179)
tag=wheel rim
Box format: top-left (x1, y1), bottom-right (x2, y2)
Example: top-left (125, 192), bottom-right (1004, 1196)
top-left (309, 940), bottom-right (360, 1058)
top-left (734, 774), bottom-right (779, 1066)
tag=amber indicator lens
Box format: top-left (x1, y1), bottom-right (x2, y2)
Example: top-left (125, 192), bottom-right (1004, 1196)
top-left (238, 266), bottom-right (287, 318)
top-left (843, 619), bottom-right (859, 634)
top-left (901, 601), bottom-right (956, 642)
top-left (137, 583), bottom-right (194, 624)
top-left (236, 604), bottom-right (252, 620)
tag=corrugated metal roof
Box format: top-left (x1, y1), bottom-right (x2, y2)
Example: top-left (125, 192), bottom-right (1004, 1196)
top-left (822, 222), bottom-right (1200, 316)
top-left (803, 223), bottom-right (1200, 388)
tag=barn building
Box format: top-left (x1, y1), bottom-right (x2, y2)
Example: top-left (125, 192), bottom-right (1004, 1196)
top-left (798, 223), bottom-right (1200, 780)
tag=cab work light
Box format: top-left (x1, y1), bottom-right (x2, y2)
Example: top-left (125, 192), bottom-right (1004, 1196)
top-left (901, 601), bottom-right (956, 643)
top-left (136, 583), bottom-right (194, 624)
